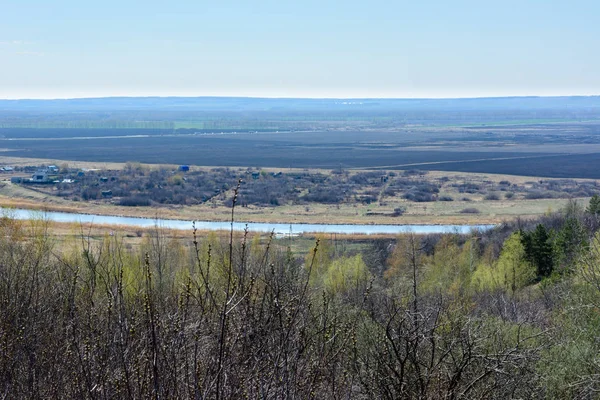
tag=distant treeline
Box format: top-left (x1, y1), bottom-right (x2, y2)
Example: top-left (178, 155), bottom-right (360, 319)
top-left (2, 98), bottom-right (600, 131)
top-left (2, 95), bottom-right (600, 111)
top-left (0, 121), bottom-right (175, 130)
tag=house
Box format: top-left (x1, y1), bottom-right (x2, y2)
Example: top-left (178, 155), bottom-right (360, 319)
top-left (31, 170), bottom-right (49, 183)
top-left (48, 165), bottom-right (59, 173)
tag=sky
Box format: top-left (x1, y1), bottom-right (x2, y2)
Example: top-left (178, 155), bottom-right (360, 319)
top-left (1, 0), bottom-right (599, 99)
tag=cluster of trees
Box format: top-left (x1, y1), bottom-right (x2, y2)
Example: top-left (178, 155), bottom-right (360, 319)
top-left (2, 198), bottom-right (600, 398)
top-left (383, 177), bottom-right (440, 202)
top-left (38, 162), bottom-right (600, 209)
top-left (55, 167), bottom-right (392, 207)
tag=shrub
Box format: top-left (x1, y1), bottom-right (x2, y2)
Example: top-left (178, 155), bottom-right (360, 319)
top-left (525, 191), bottom-right (554, 200)
top-left (392, 207), bottom-right (406, 216)
top-left (484, 193), bottom-right (500, 201)
top-left (461, 207), bottom-right (481, 214)
top-left (404, 191), bottom-right (435, 202)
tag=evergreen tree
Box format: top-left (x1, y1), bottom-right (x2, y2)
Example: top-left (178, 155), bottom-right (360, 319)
top-left (530, 224), bottom-right (554, 278)
top-left (586, 194), bottom-right (600, 215)
top-left (554, 218), bottom-right (588, 272)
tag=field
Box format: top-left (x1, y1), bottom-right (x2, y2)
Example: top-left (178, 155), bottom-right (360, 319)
top-left (2, 123), bottom-right (600, 178)
top-left (2, 96), bottom-right (600, 225)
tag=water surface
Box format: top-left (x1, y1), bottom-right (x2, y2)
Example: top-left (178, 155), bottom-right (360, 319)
top-left (1, 207), bottom-right (495, 235)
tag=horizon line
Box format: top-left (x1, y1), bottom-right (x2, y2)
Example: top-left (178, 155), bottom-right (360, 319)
top-left (2, 93), bottom-right (600, 101)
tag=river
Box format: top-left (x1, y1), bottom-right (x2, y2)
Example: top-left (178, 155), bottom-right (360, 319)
top-left (0, 207), bottom-right (495, 235)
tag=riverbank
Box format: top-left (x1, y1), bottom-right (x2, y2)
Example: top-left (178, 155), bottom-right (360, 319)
top-left (0, 207), bottom-right (495, 235)
top-left (0, 191), bottom-right (579, 227)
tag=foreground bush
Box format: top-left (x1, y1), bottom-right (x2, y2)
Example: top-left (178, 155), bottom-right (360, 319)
top-left (2, 202), bottom-right (600, 398)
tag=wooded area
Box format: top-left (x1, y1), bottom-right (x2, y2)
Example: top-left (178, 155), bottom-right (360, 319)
top-left (2, 195), bottom-right (600, 398)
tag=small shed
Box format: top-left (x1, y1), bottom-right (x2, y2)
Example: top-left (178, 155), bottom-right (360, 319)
top-left (10, 177), bottom-right (23, 183)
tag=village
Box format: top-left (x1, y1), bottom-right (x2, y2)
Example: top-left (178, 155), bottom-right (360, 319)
top-left (2, 161), bottom-right (600, 217)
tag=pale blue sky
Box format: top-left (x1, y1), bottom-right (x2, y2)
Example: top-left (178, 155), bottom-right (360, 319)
top-left (1, 0), bottom-right (599, 99)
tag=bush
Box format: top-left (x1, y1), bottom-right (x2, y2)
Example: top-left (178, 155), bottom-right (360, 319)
top-left (455, 183), bottom-right (481, 193)
top-left (438, 196), bottom-right (454, 202)
top-left (461, 207), bottom-right (481, 214)
top-left (525, 191), bottom-right (554, 200)
top-left (392, 207), bottom-right (406, 216)
top-left (484, 193), bottom-right (500, 201)
top-left (404, 191), bottom-right (435, 202)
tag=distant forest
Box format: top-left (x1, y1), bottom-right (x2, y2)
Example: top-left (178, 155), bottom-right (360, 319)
top-left (1, 96), bottom-right (600, 131)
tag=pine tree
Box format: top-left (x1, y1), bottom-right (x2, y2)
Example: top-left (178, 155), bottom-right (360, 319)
top-left (531, 224), bottom-right (554, 278)
top-left (586, 194), bottom-right (600, 215)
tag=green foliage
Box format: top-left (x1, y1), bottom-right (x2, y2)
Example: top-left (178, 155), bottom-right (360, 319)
top-left (553, 217), bottom-right (588, 272)
top-left (521, 224), bottom-right (554, 278)
top-left (586, 194), bottom-right (600, 215)
top-left (169, 174), bottom-right (184, 186)
top-left (472, 232), bottom-right (535, 293)
top-left (421, 235), bottom-right (476, 295)
top-left (537, 278), bottom-right (600, 397)
top-left (305, 235), bottom-right (334, 286)
top-left (323, 254), bottom-right (370, 295)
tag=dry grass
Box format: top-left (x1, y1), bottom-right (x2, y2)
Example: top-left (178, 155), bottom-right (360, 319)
top-left (0, 191), bottom-right (576, 226)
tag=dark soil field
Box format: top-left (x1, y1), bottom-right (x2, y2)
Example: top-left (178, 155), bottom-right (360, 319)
top-left (0, 132), bottom-right (544, 168)
top-left (1, 129), bottom-right (599, 178)
top-left (2, 97), bottom-right (600, 178)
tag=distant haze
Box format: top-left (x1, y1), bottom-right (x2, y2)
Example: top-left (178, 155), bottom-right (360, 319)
top-left (2, 0), bottom-right (600, 99)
